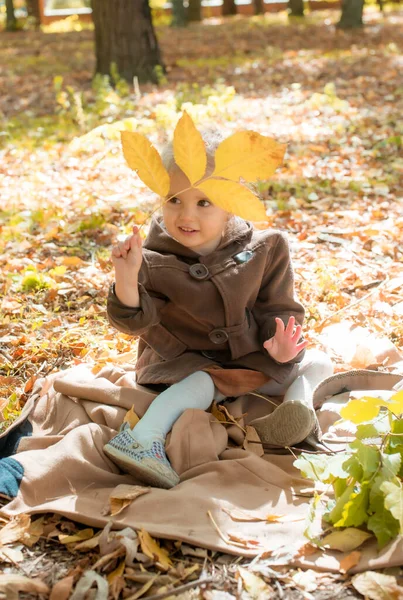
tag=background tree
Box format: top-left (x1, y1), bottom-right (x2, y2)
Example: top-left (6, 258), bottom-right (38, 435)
top-left (91, 0), bottom-right (164, 83)
top-left (337, 0), bottom-right (364, 27)
top-left (26, 0), bottom-right (41, 28)
top-left (253, 0), bottom-right (264, 14)
top-left (188, 0), bottom-right (202, 21)
top-left (6, 0), bottom-right (17, 30)
top-left (222, 0), bottom-right (237, 16)
top-left (171, 0), bottom-right (187, 26)
top-left (288, 0), bottom-right (304, 17)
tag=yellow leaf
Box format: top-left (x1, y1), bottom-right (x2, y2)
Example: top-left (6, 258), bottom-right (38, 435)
top-left (107, 558), bottom-right (125, 584)
top-left (322, 528), bottom-right (373, 552)
top-left (197, 179), bottom-right (266, 221)
top-left (340, 397), bottom-right (383, 424)
top-left (58, 528), bottom-right (94, 545)
top-left (25, 516), bottom-right (45, 547)
top-left (108, 484), bottom-right (150, 516)
top-left (0, 514), bottom-right (31, 547)
top-left (388, 391), bottom-right (403, 416)
top-left (138, 529), bottom-right (172, 571)
top-left (60, 257), bottom-right (83, 268)
top-left (212, 130), bottom-right (286, 183)
top-left (121, 131), bottom-right (170, 197)
top-left (173, 111), bottom-right (207, 184)
top-left (123, 406), bottom-right (140, 429)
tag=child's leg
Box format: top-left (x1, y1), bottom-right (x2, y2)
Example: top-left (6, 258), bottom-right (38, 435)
top-left (132, 371), bottom-right (215, 444)
top-left (104, 371), bottom-right (215, 489)
top-left (251, 350), bottom-right (333, 446)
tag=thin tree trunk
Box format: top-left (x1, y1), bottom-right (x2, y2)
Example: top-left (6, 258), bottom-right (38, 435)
top-left (26, 0), bottom-right (41, 28)
top-left (253, 0), bottom-right (264, 15)
top-left (171, 0), bottom-right (187, 26)
top-left (91, 0), bottom-right (165, 84)
top-left (288, 0), bottom-right (304, 16)
top-left (188, 0), bottom-right (202, 21)
top-left (6, 0), bottom-right (17, 30)
top-left (222, 0), bottom-right (237, 16)
top-left (337, 0), bottom-right (364, 28)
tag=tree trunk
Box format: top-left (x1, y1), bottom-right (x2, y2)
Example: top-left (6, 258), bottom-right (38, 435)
top-left (288, 0), bottom-right (304, 16)
top-left (222, 0), bottom-right (237, 16)
top-left (91, 0), bottom-right (165, 84)
top-left (337, 0), bottom-right (364, 28)
top-left (171, 0), bottom-right (187, 26)
top-left (26, 0), bottom-right (41, 28)
top-left (253, 0), bottom-right (264, 15)
top-left (188, 0), bottom-right (202, 22)
top-left (6, 0), bottom-right (17, 30)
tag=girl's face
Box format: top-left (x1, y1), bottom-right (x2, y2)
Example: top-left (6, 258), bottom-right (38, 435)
top-left (162, 168), bottom-right (230, 256)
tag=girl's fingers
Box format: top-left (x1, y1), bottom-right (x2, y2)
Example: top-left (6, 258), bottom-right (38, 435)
top-left (275, 317), bottom-right (285, 334)
top-left (285, 316), bottom-right (295, 335)
top-left (291, 324), bottom-right (302, 342)
top-left (295, 340), bottom-right (309, 353)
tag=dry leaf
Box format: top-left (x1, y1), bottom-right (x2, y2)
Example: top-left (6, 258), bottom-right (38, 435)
top-left (197, 178), bottom-right (266, 221)
top-left (74, 532), bottom-right (103, 551)
top-left (321, 527), bottom-right (372, 552)
top-left (25, 516), bottom-right (45, 547)
top-left (212, 130), bottom-right (286, 183)
top-left (107, 558), bottom-right (126, 599)
top-left (243, 425), bottom-right (264, 456)
top-left (237, 566), bottom-right (273, 599)
top-left (123, 406), bottom-right (140, 429)
top-left (108, 484), bottom-right (150, 516)
top-left (59, 528), bottom-right (94, 545)
top-left (0, 514), bottom-right (31, 546)
top-left (173, 111), bottom-right (207, 184)
top-left (138, 529), bottom-right (172, 571)
top-left (0, 546), bottom-right (24, 563)
top-left (124, 575), bottom-right (159, 600)
top-left (292, 569), bottom-right (318, 593)
top-left (0, 574), bottom-right (49, 596)
top-left (49, 575), bottom-right (75, 600)
top-left (339, 550), bottom-right (361, 573)
top-left (60, 256), bottom-right (84, 267)
top-left (223, 507), bottom-right (304, 523)
top-left (227, 533), bottom-right (262, 548)
top-left (121, 131), bottom-right (170, 197)
top-left (70, 570), bottom-right (108, 600)
top-left (352, 571), bottom-right (403, 600)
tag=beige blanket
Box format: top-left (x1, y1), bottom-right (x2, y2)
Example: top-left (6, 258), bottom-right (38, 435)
top-left (1, 364), bottom-right (403, 573)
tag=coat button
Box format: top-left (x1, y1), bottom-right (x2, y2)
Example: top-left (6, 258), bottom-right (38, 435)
top-left (189, 263), bottom-right (209, 280)
top-left (209, 329), bottom-right (229, 344)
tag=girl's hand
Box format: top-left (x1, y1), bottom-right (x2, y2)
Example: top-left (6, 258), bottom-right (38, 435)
top-left (263, 316), bottom-right (308, 363)
top-left (112, 225), bottom-right (143, 276)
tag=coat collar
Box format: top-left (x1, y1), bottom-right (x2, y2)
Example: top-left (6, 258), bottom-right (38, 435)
top-left (143, 216), bottom-right (254, 259)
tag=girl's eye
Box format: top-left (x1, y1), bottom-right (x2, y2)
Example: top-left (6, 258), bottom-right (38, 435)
top-left (168, 197), bottom-right (180, 204)
top-left (198, 199), bottom-right (211, 207)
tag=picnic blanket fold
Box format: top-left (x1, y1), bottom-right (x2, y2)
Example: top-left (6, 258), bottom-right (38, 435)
top-left (1, 364), bottom-right (403, 574)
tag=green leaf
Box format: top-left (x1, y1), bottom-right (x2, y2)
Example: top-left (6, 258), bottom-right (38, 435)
top-left (367, 506), bottom-right (399, 548)
top-left (304, 493), bottom-right (322, 542)
top-left (334, 482), bottom-right (370, 528)
top-left (350, 439), bottom-right (380, 478)
top-left (342, 455), bottom-right (363, 481)
top-left (328, 483), bottom-right (356, 524)
top-left (294, 453), bottom-right (330, 482)
top-left (355, 423), bottom-right (385, 440)
top-left (380, 480), bottom-right (403, 533)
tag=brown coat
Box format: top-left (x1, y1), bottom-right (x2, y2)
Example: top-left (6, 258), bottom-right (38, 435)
top-left (107, 216), bottom-right (305, 387)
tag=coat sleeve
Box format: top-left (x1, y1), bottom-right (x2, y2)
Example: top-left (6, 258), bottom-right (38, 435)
top-left (106, 260), bottom-right (167, 336)
top-left (252, 232), bottom-right (305, 364)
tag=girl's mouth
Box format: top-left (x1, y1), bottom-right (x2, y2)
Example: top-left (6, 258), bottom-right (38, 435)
top-left (179, 227), bottom-right (199, 235)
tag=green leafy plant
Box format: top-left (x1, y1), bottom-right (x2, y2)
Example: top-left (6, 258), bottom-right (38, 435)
top-left (295, 391), bottom-right (403, 548)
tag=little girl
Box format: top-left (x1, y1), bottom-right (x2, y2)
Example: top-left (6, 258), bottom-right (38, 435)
top-left (104, 130), bottom-right (333, 489)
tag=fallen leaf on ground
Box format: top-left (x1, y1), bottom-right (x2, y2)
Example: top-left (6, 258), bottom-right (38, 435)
top-left (123, 406), bottom-right (140, 428)
top-left (138, 529), bottom-right (172, 571)
top-left (108, 483), bottom-right (150, 516)
top-left (292, 569), bottom-right (318, 593)
top-left (70, 570), bottom-right (108, 600)
top-left (223, 506), bottom-right (305, 523)
top-left (49, 575), bottom-right (75, 600)
top-left (321, 527), bottom-right (373, 552)
top-left (59, 528), bottom-right (94, 545)
top-left (0, 514), bottom-right (31, 546)
top-left (237, 566), bottom-right (273, 599)
top-left (352, 571), bottom-right (403, 600)
top-left (339, 550), bottom-right (361, 573)
top-left (0, 574), bottom-right (49, 596)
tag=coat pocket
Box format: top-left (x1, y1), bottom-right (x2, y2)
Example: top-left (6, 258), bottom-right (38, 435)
top-left (140, 324), bottom-right (187, 360)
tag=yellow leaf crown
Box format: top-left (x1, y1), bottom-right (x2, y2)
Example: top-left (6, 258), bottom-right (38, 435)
top-left (120, 111), bottom-right (286, 222)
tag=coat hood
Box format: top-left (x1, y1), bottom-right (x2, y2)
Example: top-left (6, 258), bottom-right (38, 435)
top-left (143, 215), bottom-right (254, 258)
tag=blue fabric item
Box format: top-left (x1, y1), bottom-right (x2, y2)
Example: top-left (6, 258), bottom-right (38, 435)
top-left (0, 457), bottom-right (24, 498)
top-left (0, 419), bottom-right (33, 458)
